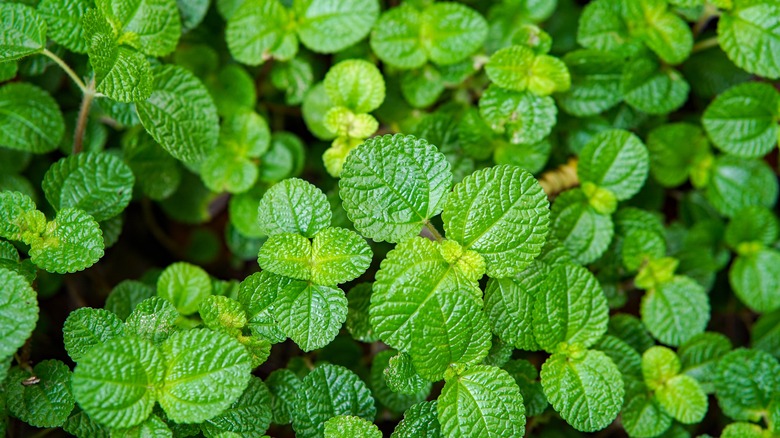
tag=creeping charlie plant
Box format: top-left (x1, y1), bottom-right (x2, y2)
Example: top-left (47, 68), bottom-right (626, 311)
top-left (1, 0), bottom-right (780, 437)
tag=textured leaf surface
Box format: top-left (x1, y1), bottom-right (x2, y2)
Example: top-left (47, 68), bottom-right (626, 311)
top-left (419, 3), bottom-right (487, 66)
top-left (578, 130), bottom-right (648, 201)
top-left (156, 262), bottom-right (211, 315)
top-left (533, 264), bottom-right (609, 351)
top-left (136, 65), bottom-right (219, 165)
top-left (200, 376), bottom-right (272, 437)
top-left (486, 45), bottom-right (570, 96)
top-left (390, 401), bottom-right (440, 438)
top-left (63, 308), bottom-right (125, 362)
top-left (324, 60), bottom-right (385, 114)
top-left (679, 332), bottom-right (732, 392)
top-left (622, 393), bottom-right (672, 438)
top-left (0, 83), bottom-right (64, 153)
top-left (346, 283), bottom-right (376, 342)
top-left (577, 0), bottom-right (641, 56)
top-left (125, 297), bottom-right (179, 345)
top-left (718, 0), bottom-right (780, 79)
top-left (37, 0), bottom-right (90, 53)
top-left (641, 276), bottom-right (709, 346)
top-left (647, 123), bottom-right (711, 187)
top-left (226, 0), bottom-right (295, 66)
top-left (294, 0), bottom-right (379, 53)
top-left (7, 360), bottom-right (74, 427)
top-left (438, 365), bottom-right (526, 438)
top-left (339, 134), bottom-right (452, 243)
top-left (703, 82), bottom-right (779, 158)
top-left (0, 268), bottom-right (38, 358)
top-left (705, 155), bottom-right (778, 218)
top-left (370, 350), bottom-right (429, 413)
top-left (72, 336), bottom-right (165, 428)
top-left (97, 0), bottom-right (181, 56)
top-left (442, 165), bottom-right (549, 278)
top-left (0, 4), bottom-right (46, 61)
top-left (384, 352), bottom-right (430, 396)
top-left (550, 189), bottom-right (614, 265)
top-left (324, 415), bottom-right (382, 438)
top-left (558, 49), bottom-right (624, 117)
top-left (267, 368), bottom-right (303, 425)
top-left (656, 374), bottom-right (707, 424)
top-left (0, 191), bottom-right (43, 243)
top-left (87, 34), bottom-right (154, 103)
top-left (198, 295), bottom-right (247, 337)
top-left (479, 85), bottom-right (557, 145)
top-left (484, 266), bottom-right (548, 351)
top-left (621, 57), bottom-right (689, 115)
top-left (725, 206), bottom-right (779, 249)
top-left (258, 178), bottom-right (331, 238)
top-left (29, 208), bottom-right (104, 273)
top-left (714, 348), bottom-right (780, 422)
top-left (274, 281), bottom-right (347, 351)
top-left (122, 130), bottom-right (181, 201)
top-left (292, 364), bottom-right (376, 438)
top-left (541, 350), bottom-right (624, 432)
top-left (42, 152), bottom-right (134, 221)
top-left (159, 330), bottom-right (252, 423)
top-left (624, 0), bottom-right (692, 64)
top-left (370, 4), bottom-right (425, 69)
top-left (238, 271), bottom-right (287, 343)
top-left (730, 248), bottom-right (780, 313)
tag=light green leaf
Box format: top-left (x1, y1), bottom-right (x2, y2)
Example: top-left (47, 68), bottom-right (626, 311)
top-left (96, 0), bottom-right (181, 57)
top-left (292, 364), bottom-right (376, 438)
top-left (641, 276), bottom-right (710, 346)
top-left (0, 191), bottom-right (44, 243)
top-left (533, 264), bottom-right (609, 352)
top-left (656, 374), bottom-right (708, 424)
top-left (621, 229), bottom-right (667, 272)
top-left (578, 129), bottom-right (649, 201)
top-left (198, 295), bottom-right (247, 337)
top-left (0, 82), bottom-right (64, 153)
top-left (383, 351), bottom-right (430, 396)
top-left (718, 0), bottom-right (780, 79)
top-left (125, 297), bottom-right (179, 345)
top-left (104, 281), bottom-right (155, 320)
top-left (541, 350), bottom-right (624, 432)
top-left (200, 376), bottom-right (272, 437)
top-left (371, 350), bottom-right (429, 413)
top-left (400, 65), bottom-right (445, 108)
top-left (624, 0), bottom-right (693, 64)
top-left (62, 407), bottom-right (111, 438)
top-left (42, 152), bottom-right (134, 221)
top-left (72, 336), bottom-right (165, 429)
top-left (37, 0), bottom-right (90, 53)
top-left (730, 248), bottom-right (780, 313)
top-left (390, 401), bottom-right (440, 438)
top-left (226, 0), bottom-right (296, 66)
top-left (302, 83), bottom-right (338, 140)
top-left (725, 206), bottom-right (779, 249)
top-left (486, 45), bottom-right (570, 96)
top-left (295, 0), bottom-right (379, 53)
top-left (122, 130), bottom-right (182, 201)
top-left (558, 49), bottom-right (624, 117)
top-left (309, 227), bottom-right (371, 285)
top-left (0, 3), bottom-right (46, 61)
top-left (722, 422), bottom-right (766, 438)
top-left (647, 123), bottom-right (711, 187)
top-left (7, 360), bottom-right (74, 427)
top-left (29, 208), bottom-right (105, 273)
top-left (622, 393), bottom-right (673, 438)
top-left (484, 265), bottom-right (549, 351)
top-left (111, 414), bottom-right (170, 438)
top-left (622, 56), bottom-right (689, 115)
top-left (438, 365), bottom-right (526, 438)
top-left (324, 60), bottom-right (385, 114)
top-left (206, 64), bottom-right (259, 117)
top-left (258, 178), bottom-right (331, 238)
top-left (369, 237), bottom-right (481, 352)
top-left (576, 0), bottom-right (641, 56)
top-left (86, 31), bottom-right (154, 103)
top-left (238, 271), bottom-right (287, 343)
top-left (369, 4), bottom-right (426, 69)
top-left (715, 348), bottom-right (780, 422)
top-left (324, 415), bottom-right (381, 438)
top-left (200, 148), bottom-right (257, 194)
top-left (136, 65), bottom-right (219, 165)
top-left (702, 82), bottom-right (780, 158)
top-left (642, 346), bottom-right (681, 390)
top-left (63, 308), bottom-right (125, 363)
top-left (266, 369), bottom-right (303, 425)
top-left (442, 165), bottom-right (549, 278)
top-left (550, 188), bottom-right (614, 265)
top-left (274, 281), bottom-right (347, 351)
top-left (0, 268), bottom-right (38, 358)
top-left (270, 57), bottom-right (313, 105)
top-left (420, 3), bottom-right (487, 66)
top-left (704, 155), bottom-right (779, 218)
top-left (346, 283), bottom-right (376, 342)
top-left (156, 262), bottom-right (211, 315)
top-left (339, 134), bottom-right (452, 243)
top-left (159, 330), bottom-right (252, 423)
top-left (479, 85), bottom-right (557, 145)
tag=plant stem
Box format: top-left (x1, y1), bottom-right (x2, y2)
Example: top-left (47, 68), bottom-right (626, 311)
top-left (692, 36), bottom-right (720, 53)
top-left (73, 79), bottom-right (97, 155)
top-left (41, 48), bottom-right (88, 93)
top-left (424, 221), bottom-right (444, 242)
top-left (538, 157), bottom-right (579, 197)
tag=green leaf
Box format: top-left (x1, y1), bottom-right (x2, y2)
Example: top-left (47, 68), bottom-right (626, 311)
top-left (722, 422), bottom-right (766, 438)
top-left (479, 85), bottom-right (557, 145)
top-left (577, 0), bottom-right (641, 56)
top-left (156, 262), bottom-right (211, 316)
top-left (557, 49), bottom-right (625, 117)
top-left (369, 4), bottom-right (426, 69)
top-left (715, 348), bottom-right (780, 422)
top-left (7, 360), bottom-right (74, 427)
top-left (370, 350), bottom-right (429, 413)
top-left (302, 83), bottom-right (338, 140)
top-left (730, 248), bottom-right (780, 313)
top-left (647, 123), bottom-right (711, 187)
top-left (125, 297), bottom-right (179, 345)
top-left (85, 30), bottom-right (154, 103)
top-left (541, 350), bottom-right (624, 432)
top-left (292, 364), bottom-right (376, 438)
top-left (593, 335), bottom-right (642, 382)
top-left (62, 407), bottom-right (110, 438)
top-left (270, 57), bottom-right (314, 106)
top-left (621, 57), bottom-right (689, 115)
top-left (726, 206), bottom-right (779, 249)
top-left (324, 60), bottom-right (385, 114)
top-left (438, 365), bottom-right (526, 438)
top-left (486, 45), bottom-right (570, 96)
top-left (0, 82), bottom-right (65, 153)
top-left (642, 346), bottom-right (681, 390)
top-left (29, 208), bottom-right (105, 273)
top-left (122, 130), bottom-right (182, 201)
top-left (339, 134), bottom-right (452, 243)
top-left (383, 351), bottom-right (430, 396)
top-left (238, 271), bottom-right (287, 343)
top-left (679, 332), bottom-right (732, 392)
top-left (718, 0), bottom-right (780, 79)
top-left (533, 264), bottom-right (609, 351)
top-left (0, 191), bottom-right (44, 243)
top-left (258, 178), bottom-right (331, 238)
top-left (63, 308), bottom-right (125, 362)
top-left (200, 376), bottom-right (272, 437)
top-left (266, 369), bottom-right (302, 425)
top-left (621, 229), bottom-right (667, 272)
top-left (484, 265), bottom-right (548, 351)
top-left (295, 0), bottom-right (379, 53)
top-left (0, 3), bottom-right (47, 61)
top-left (198, 295), bottom-right (247, 337)
top-left (111, 414), bottom-right (170, 438)
top-left (275, 281), bottom-right (347, 351)
top-left (346, 283), bottom-right (376, 342)
top-left (623, 0), bottom-right (693, 64)
top-left (72, 336), bottom-right (165, 428)
top-left (442, 165), bottom-right (549, 278)
top-left (702, 82), bottom-right (780, 158)
top-left (390, 401), bottom-right (440, 438)
top-left (324, 415), bottom-right (381, 438)
top-left (420, 3), bottom-right (487, 66)
top-left (641, 275), bottom-right (710, 346)
top-left (42, 152), bottom-right (134, 221)
top-left (550, 188), bottom-right (614, 265)
top-left (370, 237), bottom-right (481, 352)
top-left (206, 64), bottom-right (259, 117)
top-left (159, 330), bottom-right (252, 423)
top-left (226, 0), bottom-right (296, 66)
top-left (136, 65), bottom-right (219, 165)
top-left (400, 65), bottom-right (445, 108)
top-left (609, 313), bottom-right (655, 353)
top-left (502, 359), bottom-right (548, 417)
top-left (655, 374), bottom-right (708, 424)
top-left (704, 155), bottom-right (779, 218)
top-left (37, 0), bottom-right (90, 53)
top-left (0, 268), bottom-right (38, 358)
top-left (578, 129), bottom-right (649, 201)
top-left (96, 0), bottom-right (181, 57)
top-left (622, 393), bottom-right (673, 438)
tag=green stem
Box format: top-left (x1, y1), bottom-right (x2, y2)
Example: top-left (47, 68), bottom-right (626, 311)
top-left (41, 48), bottom-right (88, 93)
top-left (73, 79), bottom-right (96, 155)
top-left (424, 221), bottom-right (444, 242)
top-left (692, 36), bottom-right (720, 53)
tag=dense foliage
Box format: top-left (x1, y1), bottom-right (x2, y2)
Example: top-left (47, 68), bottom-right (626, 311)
top-left (1, 0), bottom-right (780, 437)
